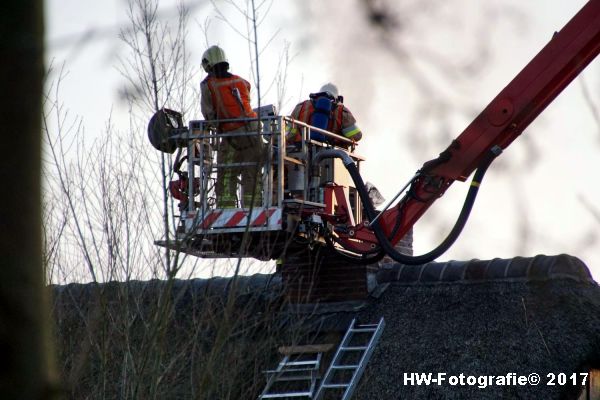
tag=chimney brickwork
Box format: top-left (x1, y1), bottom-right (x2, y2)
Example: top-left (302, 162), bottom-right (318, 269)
top-left (282, 228), bottom-right (414, 303)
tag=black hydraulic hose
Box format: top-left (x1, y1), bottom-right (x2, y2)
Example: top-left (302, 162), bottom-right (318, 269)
top-left (310, 150), bottom-right (387, 264)
top-left (320, 147), bottom-right (501, 265)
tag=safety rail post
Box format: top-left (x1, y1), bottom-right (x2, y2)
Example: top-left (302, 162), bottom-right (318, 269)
top-left (262, 115), bottom-right (277, 209)
top-left (263, 116), bottom-right (271, 208)
top-left (302, 123), bottom-right (309, 201)
top-left (199, 121), bottom-right (212, 222)
top-left (277, 117), bottom-right (285, 208)
top-left (186, 126), bottom-right (195, 216)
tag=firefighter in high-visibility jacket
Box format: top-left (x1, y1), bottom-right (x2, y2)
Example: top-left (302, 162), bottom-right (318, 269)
top-left (200, 45), bottom-right (264, 208)
top-left (287, 83), bottom-right (363, 146)
top-left (286, 83), bottom-right (363, 195)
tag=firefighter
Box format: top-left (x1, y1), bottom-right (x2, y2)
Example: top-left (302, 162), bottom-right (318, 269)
top-left (287, 83), bottom-right (363, 146)
top-left (286, 83), bottom-right (363, 197)
top-left (200, 45), bottom-right (264, 208)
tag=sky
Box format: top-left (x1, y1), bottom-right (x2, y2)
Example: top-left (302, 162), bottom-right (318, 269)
top-left (46, 0), bottom-right (600, 280)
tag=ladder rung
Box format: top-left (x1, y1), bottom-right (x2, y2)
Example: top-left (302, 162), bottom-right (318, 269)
top-left (358, 324), bottom-right (378, 328)
top-left (264, 367), bottom-right (318, 374)
top-left (274, 374), bottom-right (315, 382)
top-left (284, 360), bottom-right (319, 367)
top-left (340, 346), bottom-right (368, 351)
top-left (281, 367), bottom-right (319, 372)
top-left (350, 328), bottom-right (377, 333)
top-left (261, 391), bottom-right (313, 398)
top-left (331, 365), bottom-right (358, 370)
top-left (322, 383), bottom-right (350, 389)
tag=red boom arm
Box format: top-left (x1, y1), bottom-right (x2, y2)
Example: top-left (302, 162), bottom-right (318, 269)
top-left (346, 0), bottom-right (600, 251)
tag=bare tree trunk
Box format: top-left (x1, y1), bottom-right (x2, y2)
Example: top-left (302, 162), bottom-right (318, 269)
top-left (0, 1), bottom-right (60, 398)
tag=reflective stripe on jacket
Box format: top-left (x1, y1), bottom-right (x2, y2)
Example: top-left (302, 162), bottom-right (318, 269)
top-left (342, 124), bottom-right (361, 139)
top-left (205, 74), bottom-right (258, 132)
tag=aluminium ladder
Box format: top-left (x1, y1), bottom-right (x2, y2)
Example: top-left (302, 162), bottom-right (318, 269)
top-left (314, 317), bottom-right (385, 400)
top-left (259, 344), bottom-right (334, 399)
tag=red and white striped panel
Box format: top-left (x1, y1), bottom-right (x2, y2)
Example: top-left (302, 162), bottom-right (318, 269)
top-left (197, 207), bottom-right (282, 231)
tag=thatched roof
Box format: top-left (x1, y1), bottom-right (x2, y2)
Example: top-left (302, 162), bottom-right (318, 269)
top-left (50, 254), bottom-right (599, 399)
top-left (350, 254), bottom-right (600, 399)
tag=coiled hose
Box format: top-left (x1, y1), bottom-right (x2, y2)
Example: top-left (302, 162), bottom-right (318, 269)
top-left (316, 147), bottom-right (501, 265)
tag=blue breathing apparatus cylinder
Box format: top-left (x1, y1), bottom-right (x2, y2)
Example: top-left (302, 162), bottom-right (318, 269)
top-left (310, 95), bottom-right (334, 142)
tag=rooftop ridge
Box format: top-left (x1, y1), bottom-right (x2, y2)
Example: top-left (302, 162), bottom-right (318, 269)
top-left (376, 254), bottom-right (594, 285)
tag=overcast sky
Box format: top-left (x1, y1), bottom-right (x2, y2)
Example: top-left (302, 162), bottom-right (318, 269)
top-left (46, 0), bottom-right (600, 280)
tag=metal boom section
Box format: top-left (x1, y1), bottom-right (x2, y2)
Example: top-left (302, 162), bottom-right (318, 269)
top-left (346, 0), bottom-right (600, 250)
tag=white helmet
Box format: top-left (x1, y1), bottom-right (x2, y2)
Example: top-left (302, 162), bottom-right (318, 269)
top-left (202, 45), bottom-right (228, 72)
top-left (319, 83), bottom-right (339, 98)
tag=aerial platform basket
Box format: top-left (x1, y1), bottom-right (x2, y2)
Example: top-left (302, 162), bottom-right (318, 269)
top-left (153, 112), bottom-right (364, 261)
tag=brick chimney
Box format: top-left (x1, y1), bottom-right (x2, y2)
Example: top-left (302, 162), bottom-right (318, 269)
top-left (281, 229), bottom-right (413, 303)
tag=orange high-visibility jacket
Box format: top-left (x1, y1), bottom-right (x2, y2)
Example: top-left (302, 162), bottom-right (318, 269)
top-left (288, 99), bottom-right (362, 144)
top-left (295, 99), bottom-right (344, 134)
top-left (203, 74), bottom-right (258, 132)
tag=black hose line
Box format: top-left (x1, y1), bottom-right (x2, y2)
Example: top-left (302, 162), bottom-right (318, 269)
top-left (338, 147), bottom-right (501, 265)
